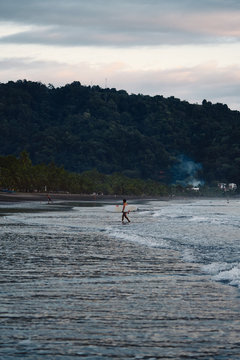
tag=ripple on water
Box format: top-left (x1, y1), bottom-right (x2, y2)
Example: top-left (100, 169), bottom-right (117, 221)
top-left (1, 201), bottom-right (240, 359)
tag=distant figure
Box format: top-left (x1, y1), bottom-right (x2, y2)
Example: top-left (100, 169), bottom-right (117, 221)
top-left (47, 194), bottom-right (52, 204)
top-left (122, 199), bottom-right (130, 223)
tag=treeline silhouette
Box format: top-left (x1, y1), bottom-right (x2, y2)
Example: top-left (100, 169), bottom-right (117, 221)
top-left (1, 80), bottom-right (240, 185)
top-left (0, 151), bottom-right (169, 195)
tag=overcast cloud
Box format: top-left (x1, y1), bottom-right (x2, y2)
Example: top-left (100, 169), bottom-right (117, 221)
top-left (1, 0), bottom-right (240, 46)
top-left (0, 0), bottom-right (240, 109)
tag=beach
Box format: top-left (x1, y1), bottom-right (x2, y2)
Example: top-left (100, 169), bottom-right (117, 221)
top-left (0, 191), bottom-right (157, 203)
top-left (0, 192), bottom-right (107, 202)
top-left (1, 198), bottom-right (240, 359)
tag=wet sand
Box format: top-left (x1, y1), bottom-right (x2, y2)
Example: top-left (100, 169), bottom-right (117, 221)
top-left (0, 192), bottom-right (120, 203)
top-left (0, 192), bottom-right (170, 204)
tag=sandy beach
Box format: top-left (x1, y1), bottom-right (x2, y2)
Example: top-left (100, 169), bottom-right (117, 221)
top-left (0, 192), bottom-right (124, 203)
top-left (0, 191), bottom-right (170, 204)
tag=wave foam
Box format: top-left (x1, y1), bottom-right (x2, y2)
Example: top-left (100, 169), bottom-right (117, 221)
top-left (213, 265), bottom-right (240, 287)
top-left (202, 262), bottom-right (240, 288)
top-left (105, 226), bottom-right (167, 248)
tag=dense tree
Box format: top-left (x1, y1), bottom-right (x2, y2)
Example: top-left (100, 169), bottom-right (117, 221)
top-left (0, 153), bottom-right (169, 195)
top-left (0, 80), bottom-right (240, 185)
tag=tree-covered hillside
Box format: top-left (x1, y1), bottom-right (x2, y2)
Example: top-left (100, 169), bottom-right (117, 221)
top-left (0, 80), bottom-right (240, 185)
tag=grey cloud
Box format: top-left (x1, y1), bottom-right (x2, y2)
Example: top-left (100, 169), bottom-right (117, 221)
top-left (0, 57), bottom-right (52, 70)
top-left (0, 26), bottom-right (217, 47)
top-left (0, 0), bottom-right (240, 47)
top-left (1, 0), bottom-right (240, 24)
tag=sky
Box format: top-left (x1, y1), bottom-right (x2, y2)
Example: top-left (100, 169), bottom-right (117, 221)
top-left (0, 0), bottom-right (240, 110)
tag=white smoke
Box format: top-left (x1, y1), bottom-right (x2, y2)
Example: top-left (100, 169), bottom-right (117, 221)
top-left (171, 154), bottom-right (204, 186)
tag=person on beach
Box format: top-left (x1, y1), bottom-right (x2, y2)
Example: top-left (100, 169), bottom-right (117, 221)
top-left (122, 199), bottom-right (130, 223)
top-left (47, 194), bottom-right (52, 204)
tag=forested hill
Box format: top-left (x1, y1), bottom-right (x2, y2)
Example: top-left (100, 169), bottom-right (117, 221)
top-left (1, 80), bottom-right (240, 185)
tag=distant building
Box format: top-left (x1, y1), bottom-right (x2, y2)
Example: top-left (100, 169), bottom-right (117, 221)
top-left (229, 183), bottom-right (237, 190)
top-left (218, 183), bottom-right (227, 190)
top-left (218, 183), bottom-right (237, 191)
top-left (186, 185), bottom-right (200, 191)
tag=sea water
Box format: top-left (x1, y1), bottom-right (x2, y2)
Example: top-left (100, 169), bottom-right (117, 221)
top-left (0, 198), bottom-right (240, 359)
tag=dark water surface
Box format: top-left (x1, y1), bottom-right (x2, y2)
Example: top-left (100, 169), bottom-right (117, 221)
top-left (1, 199), bottom-right (240, 359)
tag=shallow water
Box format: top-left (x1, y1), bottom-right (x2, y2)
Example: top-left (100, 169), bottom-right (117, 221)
top-left (1, 198), bottom-right (240, 359)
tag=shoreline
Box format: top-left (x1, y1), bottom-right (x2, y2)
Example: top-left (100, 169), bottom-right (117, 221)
top-left (0, 191), bottom-right (237, 203)
top-left (0, 192), bottom-right (168, 203)
top-left (0, 192), bottom-right (112, 203)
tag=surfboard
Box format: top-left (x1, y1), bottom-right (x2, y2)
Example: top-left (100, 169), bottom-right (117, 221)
top-left (105, 204), bottom-right (138, 213)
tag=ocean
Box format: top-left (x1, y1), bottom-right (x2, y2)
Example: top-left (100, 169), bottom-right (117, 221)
top-left (0, 198), bottom-right (240, 359)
